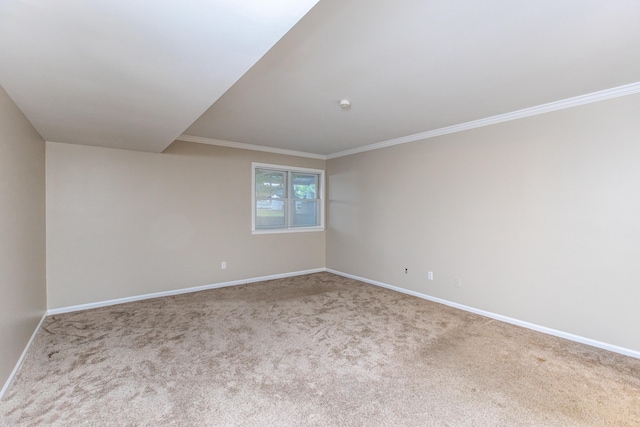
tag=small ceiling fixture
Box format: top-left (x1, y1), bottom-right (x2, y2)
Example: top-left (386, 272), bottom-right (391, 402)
top-left (339, 99), bottom-right (351, 109)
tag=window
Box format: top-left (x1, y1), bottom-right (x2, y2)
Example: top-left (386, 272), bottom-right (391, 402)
top-left (252, 163), bottom-right (324, 233)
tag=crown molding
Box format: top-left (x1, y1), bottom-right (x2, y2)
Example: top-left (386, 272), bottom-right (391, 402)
top-left (176, 135), bottom-right (327, 160)
top-left (326, 81), bottom-right (640, 159)
top-left (179, 82), bottom-right (640, 161)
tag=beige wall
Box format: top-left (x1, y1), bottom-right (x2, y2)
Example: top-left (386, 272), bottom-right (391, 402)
top-left (0, 86), bottom-right (46, 389)
top-left (327, 93), bottom-right (640, 352)
top-left (46, 140), bottom-right (325, 309)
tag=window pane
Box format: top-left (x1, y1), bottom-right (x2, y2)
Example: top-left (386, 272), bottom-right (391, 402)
top-left (253, 165), bottom-right (323, 232)
top-left (255, 169), bottom-right (287, 229)
top-left (255, 169), bottom-right (286, 199)
top-left (256, 198), bottom-right (286, 228)
top-left (292, 199), bottom-right (319, 227)
top-left (292, 173), bottom-right (318, 200)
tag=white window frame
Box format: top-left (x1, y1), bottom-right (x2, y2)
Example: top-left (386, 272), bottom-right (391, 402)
top-left (251, 162), bottom-right (325, 234)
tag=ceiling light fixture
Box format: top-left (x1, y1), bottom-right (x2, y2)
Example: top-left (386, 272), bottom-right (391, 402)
top-left (339, 99), bottom-right (351, 109)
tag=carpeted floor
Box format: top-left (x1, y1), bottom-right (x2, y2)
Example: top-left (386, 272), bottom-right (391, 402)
top-left (1, 272), bottom-right (639, 426)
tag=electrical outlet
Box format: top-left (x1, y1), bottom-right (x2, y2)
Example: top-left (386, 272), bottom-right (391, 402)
top-left (221, 261), bottom-right (227, 269)
top-left (454, 277), bottom-right (461, 288)
top-left (428, 271), bottom-right (433, 280)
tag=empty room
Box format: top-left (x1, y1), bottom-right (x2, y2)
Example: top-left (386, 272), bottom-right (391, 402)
top-left (1, 0), bottom-right (639, 425)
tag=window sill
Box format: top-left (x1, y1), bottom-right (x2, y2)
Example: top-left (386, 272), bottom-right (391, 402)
top-left (252, 227), bottom-right (325, 235)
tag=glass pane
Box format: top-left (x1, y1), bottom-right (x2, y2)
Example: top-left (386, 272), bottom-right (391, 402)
top-left (292, 199), bottom-right (319, 227)
top-left (291, 173), bottom-right (318, 200)
top-left (255, 168), bottom-right (287, 229)
top-left (256, 198), bottom-right (286, 228)
top-left (255, 169), bottom-right (286, 199)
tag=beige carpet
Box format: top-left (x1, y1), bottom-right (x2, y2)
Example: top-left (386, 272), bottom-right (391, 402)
top-left (1, 272), bottom-right (639, 426)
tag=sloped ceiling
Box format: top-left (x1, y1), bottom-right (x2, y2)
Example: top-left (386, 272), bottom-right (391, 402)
top-left (0, 0), bottom-right (319, 152)
top-left (1, 0), bottom-right (639, 155)
top-left (185, 0), bottom-right (640, 155)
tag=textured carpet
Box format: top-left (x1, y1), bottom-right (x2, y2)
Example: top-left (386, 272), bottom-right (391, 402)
top-left (1, 272), bottom-right (639, 426)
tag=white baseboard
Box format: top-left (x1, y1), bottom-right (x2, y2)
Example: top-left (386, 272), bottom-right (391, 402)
top-left (3, 269), bottom-right (323, 399)
top-left (0, 312), bottom-right (47, 400)
top-left (9, 266), bottom-right (635, 402)
top-left (327, 269), bottom-right (640, 360)
top-left (47, 268), bottom-right (326, 316)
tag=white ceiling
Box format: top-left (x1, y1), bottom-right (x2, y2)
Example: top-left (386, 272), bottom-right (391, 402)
top-left (0, 0), bottom-right (319, 152)
top-left (185, 0), bottom-right (640, 155)
top-left (1, 1), bottom-right (640, 156)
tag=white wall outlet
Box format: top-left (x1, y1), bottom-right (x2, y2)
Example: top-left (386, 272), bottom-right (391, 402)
top-left (221, 261), bottom-right (227, 269)
top-left (454, 277), bottom-right (461, 288)
top-left (428, 271), bottom-right (433, 280)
